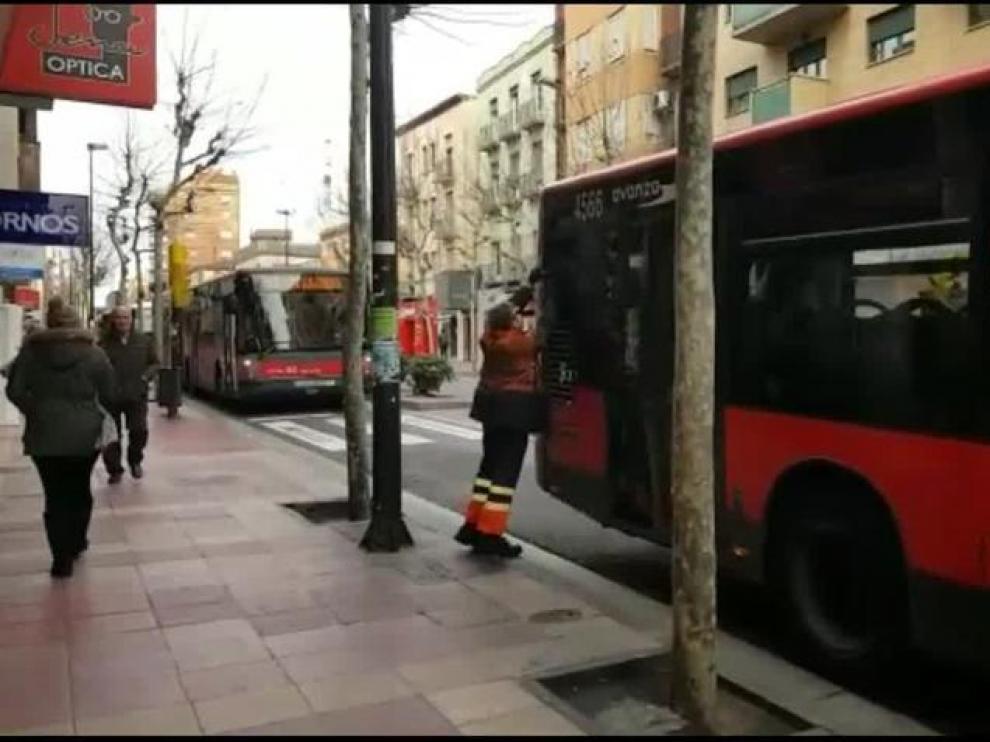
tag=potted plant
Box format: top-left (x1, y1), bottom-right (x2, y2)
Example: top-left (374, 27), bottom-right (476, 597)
top-left (404, 355), bottom-right (454, 396)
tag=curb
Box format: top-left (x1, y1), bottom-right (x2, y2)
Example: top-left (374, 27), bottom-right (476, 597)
top-left (182, 398), bottom-right (937, 738)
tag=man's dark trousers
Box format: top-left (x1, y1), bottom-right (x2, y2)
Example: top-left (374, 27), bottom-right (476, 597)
top-left (103, 399), bottom-right (149, 474)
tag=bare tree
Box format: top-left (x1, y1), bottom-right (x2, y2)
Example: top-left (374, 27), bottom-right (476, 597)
top-left (396, 168), bottom-right (437, 298)
top-left (669, 3), bottom-right (718, 732)
top-left (344, 3), bottom-right (371, 521)
top-left (145, 16), bottom-right (265, 361)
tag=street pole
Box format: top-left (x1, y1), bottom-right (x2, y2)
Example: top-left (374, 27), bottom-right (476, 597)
top-left (152, 214), bottom-right (164, 361)
top-left (360, 3), bottom-right (413, 553)
top-left (277, 208), bottom-right (293, 266)
top-left (88, 147), bottom-right (95, 325)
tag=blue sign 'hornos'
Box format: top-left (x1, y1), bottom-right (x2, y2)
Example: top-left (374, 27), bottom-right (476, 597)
top-left (0, 189), bottom-right (89, 248)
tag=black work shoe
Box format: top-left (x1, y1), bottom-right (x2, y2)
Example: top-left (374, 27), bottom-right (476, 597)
top-left (472, 534), bottom-right (523, 559)
top-left (130, 464), bottom-right (144, 479)
top-left (455, 523), bottom-right (481, 546)
top-left (50, 559), bottom-right (73, 579)
top-left (108, 472), bottom-right (123, 485)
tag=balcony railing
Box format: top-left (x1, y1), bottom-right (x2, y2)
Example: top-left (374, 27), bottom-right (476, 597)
top-left (435, 159), bottom-right (455, 185)
top-left (478, 260), bottom-right (527, 288)
top-left (500, 177), bottom-right (521, 206)
top-left (481, 188), bottom-right (500, 214)
top-left (478, 123), bottom-right (498, 151)
top-left (660, 31), bottom-right (681, 76)
top-left (731, 4), bottom-right (848, 45)
top-left (519, 169), bottom-right (544, 198)
top-left (433, 210), bottom-right (457, 240)
top-left (518, 98), bottom-right (546, 130)
top-left (497, 110), bottom-right (521, 141)
top-left (751, 74), bottom-right (830, 125)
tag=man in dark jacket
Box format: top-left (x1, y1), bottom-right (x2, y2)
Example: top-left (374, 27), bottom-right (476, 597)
top-left (100, 305), bottom-right (159, 483)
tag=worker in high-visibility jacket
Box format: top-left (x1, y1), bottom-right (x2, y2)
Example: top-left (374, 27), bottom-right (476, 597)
top-left (455, 290), bottom-right (543, 558)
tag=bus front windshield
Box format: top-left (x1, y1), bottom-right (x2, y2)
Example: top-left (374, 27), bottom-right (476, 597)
top-left (250, 274), bottom-right (347, 351)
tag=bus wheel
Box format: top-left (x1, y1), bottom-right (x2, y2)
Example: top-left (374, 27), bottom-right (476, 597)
top-left (772, 488), bottom-right (907, 677)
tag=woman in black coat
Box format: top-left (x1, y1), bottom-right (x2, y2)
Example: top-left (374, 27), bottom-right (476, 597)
top-left (6, 298), bottom-right (116, 578)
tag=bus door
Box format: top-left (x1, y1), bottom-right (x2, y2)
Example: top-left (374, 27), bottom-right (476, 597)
top-left (221, 295), bottom-right (238, 394)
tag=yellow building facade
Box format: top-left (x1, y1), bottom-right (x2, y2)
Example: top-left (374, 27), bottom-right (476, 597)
top-left (162, 169), bottom-right (240, 271)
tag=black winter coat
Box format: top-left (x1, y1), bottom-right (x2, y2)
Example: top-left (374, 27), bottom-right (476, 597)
top-left (100, 332), bottom-right (159, 404)
top-left (6, 329), bottom-right (116, 457)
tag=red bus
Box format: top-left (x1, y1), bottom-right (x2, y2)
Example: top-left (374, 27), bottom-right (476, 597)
top-left (181, 268), bottom-right (371, 402)
top-left (535, 63), bottom-right (990, 674)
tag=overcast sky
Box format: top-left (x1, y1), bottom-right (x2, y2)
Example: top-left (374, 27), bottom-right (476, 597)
top-left (38, 4), bottom-right (554, 254)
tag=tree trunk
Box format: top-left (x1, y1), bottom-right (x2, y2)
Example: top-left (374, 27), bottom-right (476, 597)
top-left (344, 3), bottom-right (371, 521)
top-left (132, 249), bottom-right (145, 332)
top-left (669, 3), bottom-right (718, 734)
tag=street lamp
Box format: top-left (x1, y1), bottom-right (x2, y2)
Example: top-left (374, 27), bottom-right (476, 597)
top-left (86, 142), bottom-right (108, 324)
top-left (276, 208), bottom-right (293, 266)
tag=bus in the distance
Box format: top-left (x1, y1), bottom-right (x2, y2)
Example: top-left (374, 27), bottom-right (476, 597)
top-left (180, 267), bottom-right (370, 403)
top-left (535, 63), bottom-right (990, 675)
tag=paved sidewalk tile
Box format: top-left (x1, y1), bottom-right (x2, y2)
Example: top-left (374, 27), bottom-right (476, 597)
top-left (75, 702), bottom-right (202, 736)
top-left (299, 670), bottom-right (416, 713)
top-left (164, 618), bottom-right (270, 672)
top-left (458, 703), bottom-right (586, 736)
top-left (193, 685), bottom-right (311, 735)
top-left (427, 679), bottom-right (544, 726)
top-left (180, 659), bottom-right (292, 703)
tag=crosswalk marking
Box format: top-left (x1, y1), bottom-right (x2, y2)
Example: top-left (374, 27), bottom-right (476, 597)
top-left (322, 417), bottom-right (431, 446)
top-left (261, 420), bottom-right (346, 452)
top-left (401, 414), bottom-right (483, 441)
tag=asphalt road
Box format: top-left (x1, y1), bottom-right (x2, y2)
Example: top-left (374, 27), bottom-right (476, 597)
top-left (231, 399), bottom-right (988, 734)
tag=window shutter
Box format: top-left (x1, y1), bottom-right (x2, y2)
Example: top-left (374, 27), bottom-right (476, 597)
top-left (726, 67), bottom-right (757, 99)
top-left (868, 5), bottom-right (914, 43)
top-left (788, 38), bottom-right (826, 71)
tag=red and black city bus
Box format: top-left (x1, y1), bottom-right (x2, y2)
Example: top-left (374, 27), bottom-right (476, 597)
top-left (181, 267), bottom-right (370, 402)
top-left (535, 63), bottom-right (990, 673)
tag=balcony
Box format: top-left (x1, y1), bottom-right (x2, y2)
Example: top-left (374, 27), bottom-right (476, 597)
top-left (731, 4), bottom-right (847, 45)
top-left (478, 123), bottom-right (498, 151)
top-left (660, 31), bottom-right (681, 76)
top-left (519, 169), bottom-right (544, 198)
top-left (500, 177), bottom-right (522, 206)
top-left (433, 210), bottom-right (457, 240)
top-left (478, 260), bottom-right (527, 288)
top-left (481, 188), bottom-right (500, 215)
top-left (435, 159), bottom-right (455, 185)
top-left (751, 74), bottom-right (830, 125)
top-left (497, 110), bottom-right (521, 141)
top-left (518, 98), bottom-right (546, 130)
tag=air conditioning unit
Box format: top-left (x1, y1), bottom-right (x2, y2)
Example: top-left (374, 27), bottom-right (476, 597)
top-left (653, 90), bottom-right (672, 113)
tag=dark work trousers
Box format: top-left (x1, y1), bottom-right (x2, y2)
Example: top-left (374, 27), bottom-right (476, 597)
top-left (102, 399), bottom-right (149, 474)
top-left (464, 425), bottom-right (529, 536)
top-left (32, 454), bottom-right (99, 561)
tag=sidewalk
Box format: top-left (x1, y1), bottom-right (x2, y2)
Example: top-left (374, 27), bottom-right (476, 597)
top-left (0, 401), bottom-right (935, 736)
top-left (402, 369), bottom-right (477, 412)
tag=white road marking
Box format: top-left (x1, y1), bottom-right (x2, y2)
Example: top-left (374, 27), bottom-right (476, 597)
top-left (322, 416), bottom-right (431, 446)
top-left (260, 420), bottom-right (346, 452)
top-left (401, 414), bottom-right (483, 441)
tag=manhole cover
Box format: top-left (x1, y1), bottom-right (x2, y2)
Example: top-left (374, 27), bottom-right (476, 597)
top-left (535, 653), bottom-right (813, 736)
top-left (529, 608), bottom-right (583, 624)
top-left (282, 500), bottom-right (352, 524)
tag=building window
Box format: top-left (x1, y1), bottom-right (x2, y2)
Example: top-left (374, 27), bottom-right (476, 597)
top-left (969, 4), bottom-right (990, 26)
top-left (489, 157), bottom-right (500, 187)
top-left (642, 5), bottom-right (659, 50)
top-left (531, 71), bottom-right (543, 105)
top-left (606, 100), bottom-right (627, 149)
top-left (429, 142), bottom-right (436, 168)
top-left (405, 152), bottom-right (414, 176)
top-left (726, 67), bottom-right (757, 117)
top-left (422, 145), bottom-right (429, 172)
top-left (489, 97), bottom-right (499, 119)
top-left (607, 8), bottom-right (626, 62)
top-left (788, 38), bottom-right (827, 78)
top-left (509, 149), bottom-right (521, 181)
top-left (575, 117), bottom-right (592, 165)
top-left (509, 84), bottom-right (519, 117)
top-left (867, 5), bottom-right (915, 64)
top-left (531, 138), bottom-right (544, 177)
top-left (576, 32), bottom-right (591, 76)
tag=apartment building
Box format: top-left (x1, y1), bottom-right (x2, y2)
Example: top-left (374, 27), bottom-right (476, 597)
top-left (475, 24), bottom-right (557, 287)
top-left (188, 229), bottom-right (322, 287)
top-left (716, 4), bottom-right (990, 135)
top-left (162, 168), bottom-right (240, 270)
top-left (561, 4), bottom-right (681, 176)
top-left (396, 93), bottom-right (476, 361)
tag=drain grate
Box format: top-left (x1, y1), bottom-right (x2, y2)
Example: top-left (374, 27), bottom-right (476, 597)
top-left (282, 500), bottom-right (352, 524)
top-left (534, 652), bottom-right (813, 736)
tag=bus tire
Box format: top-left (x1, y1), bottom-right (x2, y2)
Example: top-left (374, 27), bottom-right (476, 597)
top-left (769, 483), bottom-right (907, 678)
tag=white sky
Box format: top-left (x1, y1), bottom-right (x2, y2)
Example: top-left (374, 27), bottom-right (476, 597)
top-left (39, 4), bottom-right (554, 253)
